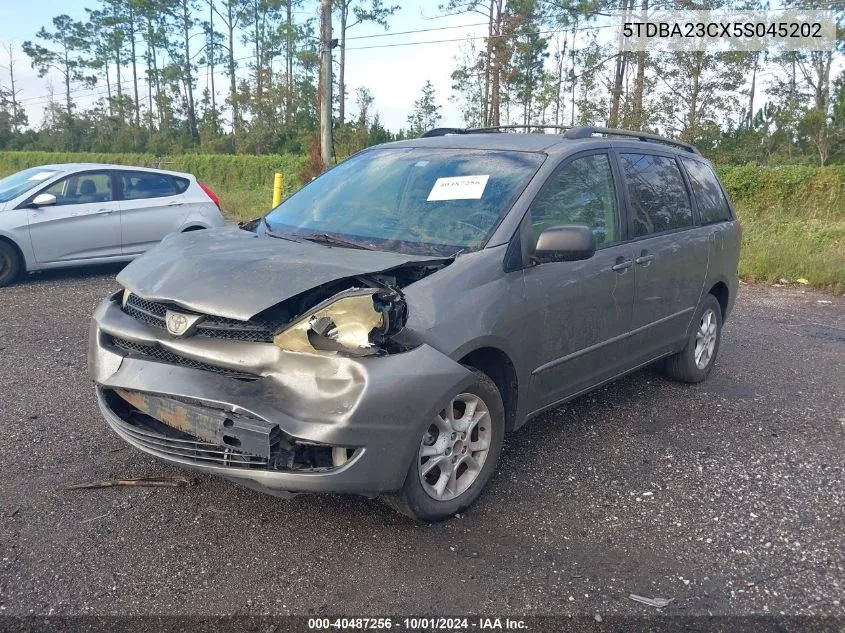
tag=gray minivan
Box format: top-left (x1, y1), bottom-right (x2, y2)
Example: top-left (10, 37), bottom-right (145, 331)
top-left (88, 126), bottom-right (740, 522)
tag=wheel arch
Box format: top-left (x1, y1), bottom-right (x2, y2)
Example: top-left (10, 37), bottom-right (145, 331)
top-left (0, 234), bottom-right (28, 272)
top-left (708, 280), bottom-right (730, 320)
top-left (457, 346), bottom-right (519, 432)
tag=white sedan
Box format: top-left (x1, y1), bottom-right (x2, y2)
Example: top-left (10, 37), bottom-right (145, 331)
top-left (0, 163), bottom-right (226, 286)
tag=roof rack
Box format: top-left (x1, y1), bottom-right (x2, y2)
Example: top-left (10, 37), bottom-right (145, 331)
top-left (563, 126), bottom-right (700, 154)
top-left (469, 124), bottom-right (578, 133)
top-left (422, 124), bottom-right (578, 137)
top-left (421, 124), bottom-right (699, 154)
top-left (420, 127), bottom-right (498, 137)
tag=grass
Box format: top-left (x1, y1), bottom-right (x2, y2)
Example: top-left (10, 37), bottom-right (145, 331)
top-left (1, 152), bottom-right (842, 292)
top-left (720, 165), bottom-right (845, 294)
top-left (0, 151), bottom-right (307, 196)
top-left (218, 189), bottom-right (275, 222)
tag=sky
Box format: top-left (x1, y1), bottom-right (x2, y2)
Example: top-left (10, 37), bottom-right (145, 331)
top-left (0, 0), bottom-right (493, 132)
top-left (3, 2), bottom-right (840, 135)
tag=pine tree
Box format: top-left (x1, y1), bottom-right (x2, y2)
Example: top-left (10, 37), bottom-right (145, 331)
top-left (407, 80), bottom-right (442, 137)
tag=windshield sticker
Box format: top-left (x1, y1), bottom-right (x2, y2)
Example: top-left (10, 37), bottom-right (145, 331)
top-left (28, 172), bottom-right (55, 181)
top-left (414, 160), bottom-right (429, 167)
top-left (427, 175), bottom-right (489, 201)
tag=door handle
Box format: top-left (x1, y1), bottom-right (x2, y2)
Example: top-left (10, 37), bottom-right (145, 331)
top-left (167, 201), bottom-right (184, 207)
top-left (635, 253), bottom-right (655, 266)
top-left (95, 209), bottom-right (114, 216)
top-left (611, 259), bottom-right (633, 272)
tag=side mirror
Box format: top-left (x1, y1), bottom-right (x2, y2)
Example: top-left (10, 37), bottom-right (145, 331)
top-left (533, 225), bottom-right (596, 264)
top-left (31, 193), bottom-right (57, 208)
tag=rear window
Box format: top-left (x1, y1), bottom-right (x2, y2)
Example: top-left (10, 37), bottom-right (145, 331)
top-left (121, 171), bottom-right (178, 200)
top-left (682, 159), bottom-right (732, 224)
top-left (174, 177), bottom-right (190, 194)
top-left (620, 153), bottom-right (693, 237)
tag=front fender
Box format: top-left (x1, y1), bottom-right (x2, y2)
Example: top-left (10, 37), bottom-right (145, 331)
top-left (0, 223), bottom-right (36, 271)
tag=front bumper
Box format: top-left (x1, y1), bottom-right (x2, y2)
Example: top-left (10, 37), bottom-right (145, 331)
top-left (89, 294), bottom-right (473, 495)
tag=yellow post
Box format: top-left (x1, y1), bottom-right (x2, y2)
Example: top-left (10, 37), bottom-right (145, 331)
top-left (272, 172), bottom-right (284, 207)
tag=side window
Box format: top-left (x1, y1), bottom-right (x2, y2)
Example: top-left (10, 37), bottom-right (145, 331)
top-left (529, 153), bottom-right (620, 247)
top-left (174, 177), bottom-right (190, 194)
top-left (121, 171), bottom-right (178, 200)
top-left (43, 172), bottom-right (113, 206)
top-left (620, 153), bottom-right (692, 237)
top-left (681, 158), bottom-right (732, 224)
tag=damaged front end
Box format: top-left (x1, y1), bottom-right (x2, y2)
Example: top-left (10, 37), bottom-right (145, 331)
top-left (89, 247), bottom-right (473, 496)
top-left (104, 388), bottom-right (356, 472)
top-left (272, 284), bottom-right (407, 358)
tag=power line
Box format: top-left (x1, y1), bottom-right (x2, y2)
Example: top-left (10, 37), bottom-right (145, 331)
top-left (16, 21), bottom-right (493, 106)
top-left (345, 25), bottom-right (614, 52)
top-left (15, 7), bottom-right (844, 107)
top-left (344, 20), bottom-right (490, 41)
top-left (17, 20), bottom-right (490, 106)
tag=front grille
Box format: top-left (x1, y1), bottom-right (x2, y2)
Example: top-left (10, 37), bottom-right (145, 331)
top-left (106, 396), bottom-right (271, 470)
top-left (108, 335), bottom-right (258, 381)
top-left (101, 389), bottom-right (350, 473)
top-left (123, 294), bottom-right (287, 343)
top-left (123, 295), bottom-right (167, 329)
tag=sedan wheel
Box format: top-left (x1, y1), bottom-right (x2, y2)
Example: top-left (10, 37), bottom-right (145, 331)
top-left (0, 241), bottom-right (21, 288)
top-left (419, 393), bottom-right (492, 502)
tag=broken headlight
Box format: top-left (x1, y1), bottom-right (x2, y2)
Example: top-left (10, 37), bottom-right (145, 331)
top-left (272, 288), bottom-right (401, 357)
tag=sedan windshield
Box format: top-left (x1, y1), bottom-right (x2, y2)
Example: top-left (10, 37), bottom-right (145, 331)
top-left (263, 148), bottom-right (545, 256)
top-left (0, 167), bottom-right (60, 203)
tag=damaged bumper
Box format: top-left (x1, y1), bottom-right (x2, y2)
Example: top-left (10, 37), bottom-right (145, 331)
top-left (89, 293), bottom-right (473, 496)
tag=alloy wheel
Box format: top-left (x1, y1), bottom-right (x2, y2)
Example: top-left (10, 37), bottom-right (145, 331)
top-left (694, 308), bottom-right (718, 370)
top-left (418, 393), bottom-right (492, 501)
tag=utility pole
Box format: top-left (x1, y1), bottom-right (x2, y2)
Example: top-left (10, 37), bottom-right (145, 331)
top-left (319, 0), bottom-right (333, 170)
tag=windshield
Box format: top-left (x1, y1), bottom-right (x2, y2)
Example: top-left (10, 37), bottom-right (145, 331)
top-left (263, 148), bottom-right (545, 256)
top-left (0, 167), bottom-right (60, 203)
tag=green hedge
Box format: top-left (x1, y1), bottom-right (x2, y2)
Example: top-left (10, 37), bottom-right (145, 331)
top-left (718, 165), bottom-right (845, 292)
top-left (0, 151), bottom-right (307, 193)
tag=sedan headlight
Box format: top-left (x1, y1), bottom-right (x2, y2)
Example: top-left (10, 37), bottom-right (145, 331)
top-left (273, 289), bottom-right (395, 357)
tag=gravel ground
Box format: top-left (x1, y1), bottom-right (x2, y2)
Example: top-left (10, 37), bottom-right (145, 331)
top-left (0, 267), bottom-right (843, 618)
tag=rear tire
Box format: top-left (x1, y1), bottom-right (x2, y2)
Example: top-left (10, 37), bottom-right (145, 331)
top-left (384, 367), bottom-right (505, 522)
top-left (664, 294), bottom-right (722, 383)
top-left (0, 241), bottom-right (21, 288)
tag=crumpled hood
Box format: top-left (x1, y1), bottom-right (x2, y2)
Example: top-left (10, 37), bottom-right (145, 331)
top-left (117, 227), bottom-right (445, 320)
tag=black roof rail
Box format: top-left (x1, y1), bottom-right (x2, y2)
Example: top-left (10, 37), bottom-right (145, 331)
top-left (421, 124), bottom-right (700, 154)
top-left (467, 124), bottom-right (577, 133)
top-left (563, 126), bottom-right (700, 154)
top-left (420, 127), bottom-right (501, 138)
top-left (422, 124), bottom-right (575, 137)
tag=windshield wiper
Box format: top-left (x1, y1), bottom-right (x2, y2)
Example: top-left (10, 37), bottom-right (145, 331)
top-left (262, 217), bottom-right (301, 242)
top-left (303, 232), bottom-right (373, 250)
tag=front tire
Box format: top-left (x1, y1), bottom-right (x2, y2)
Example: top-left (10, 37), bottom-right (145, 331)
top-left (0, 241), bottom-right (21, 288)
top-left (384, 367), bottom-right (505, 522)
top-left (664, 294), bottom-right (722, 383)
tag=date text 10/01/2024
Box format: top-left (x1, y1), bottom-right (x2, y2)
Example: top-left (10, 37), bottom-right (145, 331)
top-left (307, 618), bottom-right (528, 630)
